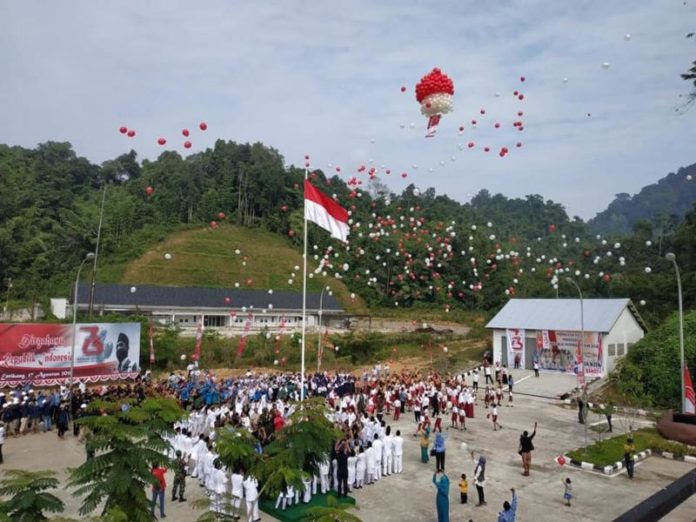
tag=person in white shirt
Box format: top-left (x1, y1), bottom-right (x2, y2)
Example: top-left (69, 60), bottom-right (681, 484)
top-left (0, 421), bottom-right (5, 464)
top-left (392, 430), bottom-right (404, 473)
top-left (210, 460), bottom-right (228, 514)
top-left (302, 475), bottom-right (312, 503)
top-left (243, 474), bottom-right (260, 522)
top-left (319, 459), bottom-right (330, 494)
top-left (230, 468), bottom-right (244, 520)
top-left (365, 442), bottom-right (376, 485)
top-left (355, 446), bottom-right (366, 488)
top-left (382, 427), bottom-right (394, 476)
top-left (347, 449), bottom-right (357, 489)
top-left (372, 435), bottom-right (383, 481)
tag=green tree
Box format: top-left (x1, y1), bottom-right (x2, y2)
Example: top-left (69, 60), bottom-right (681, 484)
top-left (0, 470), bottom-right (65, 522)
top-left (68, 397), bottom-right (184, 521)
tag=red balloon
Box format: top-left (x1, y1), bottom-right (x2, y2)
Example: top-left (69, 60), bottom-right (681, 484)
top-left (520, 76), bottom-right (526, 82)
top-left (280, 205), bottom-right (288, 212)
top-left (119, 126), bottom-right (128, 134)
top-left (145, 186), bottom-right (154, 197)
top-left (157, 137), bottom-right (166, 146)
top-left (516, 142), bottom-right (522, 148)
top-left (184, 141), bottom-right (192, 149)
top-left (288, 230), bottom-right (295, 237)
top-left (518, 94), bottom-right (525, 100)
top-left (182, 129), bottom-right (190, 137)
top-left (246, 278), bottom-right (253, 286)
top-left (401, 86), bottom-right (406, 92)
top-left (494, 123), bottom-right (500, 128)
top-left (224, 296), bottom-right (231, 304)
top-left (484, 146), bottom-right (490, 152)
top-left (514, 90), bottom-right (519, 96)
top-left (557, 455), bottom-right (566, 466)
top-left (468, 142), bottom-right (475, 148)
top-left (603, 274), bottom-right (612, 282)
top-left (480, 109), bottom-right (486, 115)
top-left (127, 130), bottom-right (136, 137)
top-left (549, 224), bottom-right (556, 233)
top-left (518, 111), bottom-right (524, 116)
top-left (217, 212), bottom-right (226, 220)
top-left (199, 122), bottom-right (207, 131)
top-left (471, 119), bottom-right (477, 125)
top-left (210, 220), bottom-right (218, 229)
top-left (401, 173), bottom-right (408, 178)
top-left (458, 126), bottom-right (464, 132)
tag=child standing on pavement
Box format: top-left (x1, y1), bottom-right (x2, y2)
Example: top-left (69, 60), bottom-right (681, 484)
top-left (562, 477), bottom-right (573, 506)
top-left (459, 473), bottom-right (468, 504)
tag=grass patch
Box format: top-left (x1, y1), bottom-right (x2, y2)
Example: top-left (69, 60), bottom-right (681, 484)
top-left (567, 427), bottom-right (696, 466)
top-left (104, 224), bottom-right (364, 311)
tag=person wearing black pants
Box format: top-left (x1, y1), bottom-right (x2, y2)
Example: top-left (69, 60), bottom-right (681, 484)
top-left (335, 440), bottom-right (350, 497)
top-left (474, 455), bottom-right (487, 506)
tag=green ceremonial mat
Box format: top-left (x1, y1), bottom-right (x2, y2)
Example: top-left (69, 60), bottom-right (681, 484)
top-left (260, 492), bottom-right (356, 521)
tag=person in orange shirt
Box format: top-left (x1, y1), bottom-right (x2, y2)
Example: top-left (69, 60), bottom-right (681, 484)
top-left (151, 465), bottom-right (168, 519)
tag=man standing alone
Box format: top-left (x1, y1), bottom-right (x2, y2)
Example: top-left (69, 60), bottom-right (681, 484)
top-left (518, 422), bottom-right (537, 476)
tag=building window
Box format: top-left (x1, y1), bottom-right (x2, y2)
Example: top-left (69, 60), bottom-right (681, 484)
top-left (617, 343), bottom-right (625, 356)
top-left (608, 344), bottom-right (616, 356)
top-left (204, 316), bottom-right (225, 327)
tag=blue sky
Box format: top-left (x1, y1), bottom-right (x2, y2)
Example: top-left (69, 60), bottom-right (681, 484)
top-left (1, 0), bottom-right (694, 218)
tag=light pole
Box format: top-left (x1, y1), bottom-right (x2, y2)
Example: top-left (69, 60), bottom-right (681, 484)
top-left (3, 277), bottom-right (12, 313)
top-left (666, 252), bottom-right (686, 413)
top-left (317, 285), bottom-right (331, 372)
top-left (70, 252), bottom-right (95, 390)
top-left (565, 277), bottom-right (588, 447)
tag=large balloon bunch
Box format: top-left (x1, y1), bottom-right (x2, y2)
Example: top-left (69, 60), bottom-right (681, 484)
top-left (415, 68), bottom-right (455, 117)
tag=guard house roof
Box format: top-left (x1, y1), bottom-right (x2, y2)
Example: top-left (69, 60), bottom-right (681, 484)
top-left (485, 298), bottom-right (647, 333)
top-left (76, 283), bottom-right (344, 313)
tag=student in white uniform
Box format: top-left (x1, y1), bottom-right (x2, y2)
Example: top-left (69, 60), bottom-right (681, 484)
top-left (365, 442), bottom-right (376, 485)
top-left (372, 435), bottom-right (383, 481)
top-left (230, 467), bottom-right (244, 520)
top-left (319, 459), bottom-right (330, 494)
top-left (347, 449), bottom-right (357, 490)
top-left (382, 427), bottom-right (394, 476)
top-left (393, 430), bottom-right (404, 474)
top-left (355, 446), bottom-right (366, 488)
top-left (243, 474), bottom-right (260, 522)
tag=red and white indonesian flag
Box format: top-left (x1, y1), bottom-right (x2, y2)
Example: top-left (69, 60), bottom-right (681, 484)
top-left (685, 364), bottom-right (695, 415)
top-left (304, 180), bottom-right (350, 242)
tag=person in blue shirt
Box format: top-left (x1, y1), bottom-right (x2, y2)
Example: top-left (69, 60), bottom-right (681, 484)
top-left (433, 427), bottom-right (449, 472)
top-left (498, 488), bottom-right (517, 522)
top-left (432, 471), bottom-right (450, 522)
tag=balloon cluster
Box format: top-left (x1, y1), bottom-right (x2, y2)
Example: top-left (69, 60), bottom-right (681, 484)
top-left (415, 68), bottom-right (455, 117)
top-left (118, 121), bottom-right (207, 150)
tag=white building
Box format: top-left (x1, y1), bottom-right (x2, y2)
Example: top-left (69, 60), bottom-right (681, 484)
top-left (51, 283), bottom-right (345, 333)
top-left (486, 298), bottom-right (647, 377)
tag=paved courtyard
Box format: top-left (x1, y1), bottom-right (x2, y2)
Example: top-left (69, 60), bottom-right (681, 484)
top-left (1, 372), bottom-right (694, 521)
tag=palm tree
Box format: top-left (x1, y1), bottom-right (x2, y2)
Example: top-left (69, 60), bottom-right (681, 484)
top-left (0, 469), bottom-right (65, 522)
top-left (68, 397), bottom-right (184, 522)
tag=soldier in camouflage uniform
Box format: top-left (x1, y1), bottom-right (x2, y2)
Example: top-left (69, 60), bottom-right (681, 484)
top-left (171, 450), bottom-right (187, 502)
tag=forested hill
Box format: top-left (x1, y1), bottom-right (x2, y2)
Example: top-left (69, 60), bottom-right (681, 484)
top-left (1, 140), bottom-right (694, 325)
top-left (588, 163), bottom-right (696, 236)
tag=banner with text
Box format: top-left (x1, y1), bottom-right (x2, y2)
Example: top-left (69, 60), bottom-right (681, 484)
top-left (0, 323), bottom-right (141, 387)
top-left (535, 330), bottom-right (603, 376)
top-left (506, 328), bottom-right (526, 368)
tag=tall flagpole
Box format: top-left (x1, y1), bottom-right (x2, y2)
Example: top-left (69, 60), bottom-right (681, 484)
top-left (301, 168), bottom-right (308, 401)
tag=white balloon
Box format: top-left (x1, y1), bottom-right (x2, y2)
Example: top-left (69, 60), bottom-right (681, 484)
top-left (601, 62), bottom-right (610, 69)
top-left (130, 286), bottom-right (137, 293)
top-left (640, 300), bottom-right (646, 306)
top-left (645, 240), bottom-right (652, 246)
top-left (164, 253), bottom-right (172, 260)
top-left (644, 267), bottom-right (652, 274)
top-left (624, 33), bottom-right (632, 41)
top-left (180, 354), bottom-right (186, 361)
top-left (460, 442), bottom-right (468, 451)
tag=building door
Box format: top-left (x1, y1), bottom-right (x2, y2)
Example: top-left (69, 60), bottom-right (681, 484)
top-left (501, 336), bottom-right (508, 366)
top-left (525, 336), bottom-right (536, 370)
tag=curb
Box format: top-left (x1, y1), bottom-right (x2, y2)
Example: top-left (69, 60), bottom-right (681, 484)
top-left (564, 449), bottom-right (651, 475)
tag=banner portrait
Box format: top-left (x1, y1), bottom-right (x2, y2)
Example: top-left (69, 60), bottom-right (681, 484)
top-left (0, 322), bottom-right (141, 387)
top-left (536, 329), bottom-right (603, 376)
top-left (506, 328), bottom-right (525, 368)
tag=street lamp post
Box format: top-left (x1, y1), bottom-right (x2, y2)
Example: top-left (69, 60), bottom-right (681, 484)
top-left (88, 185), bottom-right (108, 317)
top-left (565, 277), bottom-right (588, 447)
top-left (317, 285), bottom-right (330, 372)
top-left (666, 252), bottom-right (686, 414)
top-left (70, 253), bottom-right (95, 390)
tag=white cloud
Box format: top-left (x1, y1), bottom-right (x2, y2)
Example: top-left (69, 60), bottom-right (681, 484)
top-left (0, 0), bottom-right (694, 218)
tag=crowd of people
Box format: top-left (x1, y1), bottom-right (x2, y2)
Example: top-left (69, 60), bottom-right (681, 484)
top-left (0, 358), bottom-right (631, 522)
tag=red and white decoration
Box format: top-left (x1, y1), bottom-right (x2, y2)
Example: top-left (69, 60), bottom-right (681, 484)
top-left (685, 365), bottom-right (696, 415)
top-left (415, 68), bottom-right (455, 138)
top-left (304, 180), bottom-right (350, 243)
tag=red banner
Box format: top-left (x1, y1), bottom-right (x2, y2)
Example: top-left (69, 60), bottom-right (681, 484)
top-left (192, 316), bottom-right (203, 361)
top-left (0, 323), bottom-right (140, 387)
top-left (149, 320), bottom-right (155, 365)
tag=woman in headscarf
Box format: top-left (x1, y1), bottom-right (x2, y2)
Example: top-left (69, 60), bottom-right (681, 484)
top-left (433, 426), bottom-right (449, 472)
top-left (418, 424), bottom-right (431, 463)
top-left (432, 471), bottom-right (450, 522)
top-left (474, 455), bottom-right (487, 506)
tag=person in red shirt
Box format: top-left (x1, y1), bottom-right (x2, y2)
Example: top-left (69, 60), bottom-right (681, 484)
top-left (151, 465), bottom-right (168, 519)
top-left (273, 410), bottom-right (285, 432)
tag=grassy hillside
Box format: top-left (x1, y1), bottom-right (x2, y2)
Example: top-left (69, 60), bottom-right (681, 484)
top-left (99, 224), bottom-right (366, 312)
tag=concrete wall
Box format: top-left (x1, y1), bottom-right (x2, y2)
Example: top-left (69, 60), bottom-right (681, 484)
top-left (604, 307), bottom-right (645, 373)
